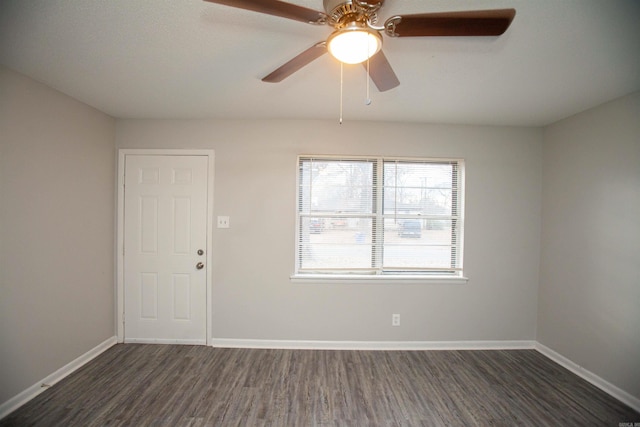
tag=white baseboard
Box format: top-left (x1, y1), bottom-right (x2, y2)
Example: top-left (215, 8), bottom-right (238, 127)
top-left (535, 342), bottom-right (640, 413)
top-left (211, 338), bottom-right (536, 351)
top-left (124, 338), bottom-right (206, 345)
top-left (0, 336), bottom-right (117, 420)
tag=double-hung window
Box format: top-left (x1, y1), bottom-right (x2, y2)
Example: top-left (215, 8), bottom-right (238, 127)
top-left (295, 156), bottom-right (465, 279)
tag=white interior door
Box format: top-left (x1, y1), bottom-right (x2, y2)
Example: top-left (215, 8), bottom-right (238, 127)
top-left (123, 154), bottom-right (209, 344)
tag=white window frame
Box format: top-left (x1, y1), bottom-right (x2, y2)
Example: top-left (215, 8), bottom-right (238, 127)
top-left (292, 155), bottom-right (468, 284)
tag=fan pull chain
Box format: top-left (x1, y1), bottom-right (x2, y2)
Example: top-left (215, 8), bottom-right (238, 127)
top-left (339, 62), bottom-right (343, 124)
top-left (365, 46), bottom-right (371, 105)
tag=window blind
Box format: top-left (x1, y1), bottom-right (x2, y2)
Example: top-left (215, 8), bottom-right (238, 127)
top-left (296, 156), bottom-right (464, 276)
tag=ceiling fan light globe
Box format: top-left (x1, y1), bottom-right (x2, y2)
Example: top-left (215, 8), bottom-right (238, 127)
top-left (327, 29), bottom-right (382, 64)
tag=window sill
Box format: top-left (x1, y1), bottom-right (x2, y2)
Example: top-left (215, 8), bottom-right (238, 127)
top-left (290, 274), bottom-right (469, 285)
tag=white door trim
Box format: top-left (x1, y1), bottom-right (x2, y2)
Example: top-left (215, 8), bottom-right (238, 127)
top-left (116, 149), bottom-right (214, 346)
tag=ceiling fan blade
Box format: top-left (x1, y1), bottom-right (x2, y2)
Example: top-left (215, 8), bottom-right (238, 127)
top-left (203, 0), bottom-right (327, 24)
top-left (385, 9), bottom-right (516, 37)
top-left (262, 42), bottom-right (327, 83)
top-left (364, 50), bottom-right (399, 92)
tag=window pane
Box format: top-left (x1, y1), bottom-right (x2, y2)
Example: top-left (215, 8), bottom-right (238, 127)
top-left (384, 161), bottom-right (454, 216)
top-left (383, 245), bottom-right (452, 269)
top-left (382, 218), bottom-right (454, 270)
top-left (299, 217), bottom-right (373, 270)
top-left (299, 159), bottom-right (374, 214)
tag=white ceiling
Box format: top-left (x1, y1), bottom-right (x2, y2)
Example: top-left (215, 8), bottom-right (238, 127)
top-left (1, 0), bottom-right (639, 126)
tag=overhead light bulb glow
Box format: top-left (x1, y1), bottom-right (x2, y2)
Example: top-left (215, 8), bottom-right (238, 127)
top-left (327, 27), bottom-right (382, 64)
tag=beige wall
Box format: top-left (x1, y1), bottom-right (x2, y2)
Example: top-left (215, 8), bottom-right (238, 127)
top-left (0, 67), bottom-right (116, 404)
top-left (539, 91), bottom-right (640, 399)
top-left (116, 119), bottom-right (543, 343)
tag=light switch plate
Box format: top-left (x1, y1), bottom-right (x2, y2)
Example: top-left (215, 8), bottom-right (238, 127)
top-left (217, 216), bottom-right (230, 228)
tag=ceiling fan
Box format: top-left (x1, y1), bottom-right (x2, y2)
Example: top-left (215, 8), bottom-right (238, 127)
top-left (204, 0), bottom-right (516, 91)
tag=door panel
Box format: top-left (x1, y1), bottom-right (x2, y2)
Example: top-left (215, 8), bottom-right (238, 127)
top-left (124, 155), bottom-right (208, 344)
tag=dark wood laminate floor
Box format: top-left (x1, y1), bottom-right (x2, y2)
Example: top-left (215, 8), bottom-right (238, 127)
top-left (1, 345), bottom-right (638, 426)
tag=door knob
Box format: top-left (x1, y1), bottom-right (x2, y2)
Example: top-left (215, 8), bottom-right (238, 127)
top-left (196, 262), bottom-right (204, 270)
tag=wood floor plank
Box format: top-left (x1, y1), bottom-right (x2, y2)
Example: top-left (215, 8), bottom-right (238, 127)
top-left (1, 345), bottom-right (638, 426)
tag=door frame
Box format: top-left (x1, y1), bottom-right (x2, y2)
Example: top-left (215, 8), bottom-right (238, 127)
top-left (116, 149), bottom-right (215, 345)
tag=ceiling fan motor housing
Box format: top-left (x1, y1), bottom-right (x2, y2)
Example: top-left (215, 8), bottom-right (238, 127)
top-left (323, 0), bottom-right (382, 27)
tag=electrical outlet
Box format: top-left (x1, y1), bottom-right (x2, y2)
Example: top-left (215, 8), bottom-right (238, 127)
top-left (392, 313), bottom-right (400, 327)
top-left (217, 216), bottom-right (230, 228)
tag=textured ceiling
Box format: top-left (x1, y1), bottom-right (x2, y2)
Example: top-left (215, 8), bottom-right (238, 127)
top-left (1, 0), bottom-right (639, 126)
